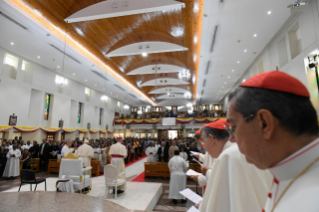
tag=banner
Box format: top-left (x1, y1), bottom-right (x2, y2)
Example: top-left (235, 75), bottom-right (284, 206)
top-left (78, 129), bottom-right (88, 133)
top-left (0, 126), bottom-right (12, 132)
top-left (13, 126), bottom-right (39, 133)
top-left (62, 128), bottom-right (77, 134)
top-left (176, 118), bottom-right (194, 124)
top-left (100, 130), bottom-right (106, 134)
top-left (40, 127), bottom-right (61, 133)
top-left (89, 129), bottom-right (99, 133)
top-left (107, 130), bottom-right (114, 133)
top-left (144, 118), bottom-right (162, 124)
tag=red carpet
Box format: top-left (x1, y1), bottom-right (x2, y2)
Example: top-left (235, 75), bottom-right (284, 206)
top-left (131, 171), bottom-right (145, 182)
top-left (125, 156), bottom-right (147, 168)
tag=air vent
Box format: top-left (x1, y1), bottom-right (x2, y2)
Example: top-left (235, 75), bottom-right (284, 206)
top-left (129, 94), bottom-right (137, 98)
top-left (0, 11), bottom-right (27, 30)
top-left (205, 61), bottom-right (211, 75)
top-left (50, 45), bottom-right (81, 64)
top-left (210, 26), bottom-right (218, 52)
top-left (201, 90), bottom-right (204, 95)
top-left (114, 84), bottom-right (125, 92)
top-left (203, 79), bottom-right (206, 87)
top-left (91, 70), bottom-right (108, 81)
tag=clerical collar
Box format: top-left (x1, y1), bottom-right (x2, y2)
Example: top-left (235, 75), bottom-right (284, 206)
top-left (270, 137), bottom-right (319, 181)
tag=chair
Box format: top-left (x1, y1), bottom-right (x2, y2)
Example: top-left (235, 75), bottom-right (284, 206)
top-left (18, 170), bottom-right (46, 191)
top-left (104, 164), bottom-right (126, 199)
top-left (59, 153), bottom-right (92, 193)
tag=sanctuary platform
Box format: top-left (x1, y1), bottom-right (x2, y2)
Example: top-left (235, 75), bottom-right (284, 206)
top-left (3, 177), bottom-right (163, 211)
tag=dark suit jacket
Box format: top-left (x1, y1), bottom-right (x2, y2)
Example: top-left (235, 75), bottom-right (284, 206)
top-left (157, 146), bottom-right (168, 162)
top-left (39, 143), bottom-right (50, 159)
top-left (29, 144), bottom-right (40, 158)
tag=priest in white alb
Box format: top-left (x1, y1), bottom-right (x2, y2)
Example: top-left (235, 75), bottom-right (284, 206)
top-left (227, 70), bottom-right (319, 212)
top-left (109, 137), bottom-right (127, 193)
top-left (168, 150), bottom-right (188, 204)
top-left (2, 144), bottom-right (21, 178)
top-left (145, 142), bottom-right (157, 162)
top-left (198, 119), bottom-right (272, 212)
top-left (75, 140), bottom-right (94, 168)
top-left (61, 139), bottom-right (76, 157)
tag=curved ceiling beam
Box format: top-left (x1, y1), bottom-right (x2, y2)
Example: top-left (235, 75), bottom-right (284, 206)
top-left (127, 64), bottom-right (185, 75)
top-left (157, 94), bottom-right (185, 100)
top-left (106, 41), bottom-right (188, 57)
top-left (149, 86), bottom-right (190, 94)
top-left (141, 78), bottom-right (189, 87)
top-left (65, 0), bottom-right (185, 23)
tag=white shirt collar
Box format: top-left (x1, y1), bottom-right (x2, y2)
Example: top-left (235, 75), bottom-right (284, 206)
top-left (270, 137), bottom-right (319, 181)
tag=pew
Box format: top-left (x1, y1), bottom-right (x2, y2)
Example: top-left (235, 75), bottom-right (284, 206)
top-left (30, 158), bottom-right (40, 172)
top-left (46, 159), bottom-right (61, 174)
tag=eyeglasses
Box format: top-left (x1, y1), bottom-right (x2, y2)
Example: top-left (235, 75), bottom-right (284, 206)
top-left (224, 114), bottom-right (254, 135)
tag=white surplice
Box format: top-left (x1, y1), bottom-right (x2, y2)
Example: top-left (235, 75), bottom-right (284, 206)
top-left (197, 152), bottom-right (214, 187)
top-left (61, 146), bottom-right (74, 157)
top-left (146, 146), bottom-right (157, 162)
top-left (22, 144), bottom-right (33, 150)
top-left (109, 142), bottom-right (127, 190)
top-left (199, 143), bottom-right (273, 212)
top-left (168, 155), bottom-right (188, 199)
top-left (93, 148), bottom-right (101, 160)
top-left (264, 137), bottom-right (319, 212)
top-left (75, 143), bottom-right (94, 168)
top-left (3, 149), bottom-right (21, 177)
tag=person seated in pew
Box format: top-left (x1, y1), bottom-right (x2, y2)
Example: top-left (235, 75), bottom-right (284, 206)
top-left (168, 150), bottom-right (188, 204)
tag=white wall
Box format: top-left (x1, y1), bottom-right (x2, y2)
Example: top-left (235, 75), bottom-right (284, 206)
top-left (222, 0), bottom-right (319, 111)
top-left (0, 45), bottom-right (119, 132)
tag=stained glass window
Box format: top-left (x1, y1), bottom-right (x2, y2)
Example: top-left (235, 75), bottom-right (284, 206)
top-left (78, 103), bottom-right (82, 123)
top-left (99, 108), bottom-right (102, 125)
top-left (44, 94), bottom-right (50, 120)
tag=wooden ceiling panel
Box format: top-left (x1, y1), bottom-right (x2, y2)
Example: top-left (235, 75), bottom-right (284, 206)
top-left (15, 0), bottom-right (203, 103)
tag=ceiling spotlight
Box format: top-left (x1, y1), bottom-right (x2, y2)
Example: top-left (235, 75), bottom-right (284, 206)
top-left (73, 73), bottom-right (75, 76)
top-left (268, 11), bottom-right (272, 15)
top-left (142, 52), bottom-right (148, 57)
top-left (95, 84), bottom-right (97, 86)
top-left (37, 56), bottom-right (40, 59)
top-left (57, 66), bottom-right (60, 68)
top-left (222, 86), bottom-right (224, 88)
top-left (228, 76), bottom-right (230, 78)
top-left (110, 92), bottom-right (112, 94)
top-left (224, 82), bottom-right (227, 84)
top-left (85, 79), bottom-right (87, 81)
top-left (101, 95), bottom-right (108, 102)
top-left (254, 34), bottom-right (257, 37)
top-left (167, 93), bottom-right (170, 95)
top-left (11, 42), bottom-right (14, 45)
top-left (244, 49), bottom-right (247, 52)
top-left (232, 69), bottom-right (235, 72)
top-left (237, 61), bottom-right (240, 63)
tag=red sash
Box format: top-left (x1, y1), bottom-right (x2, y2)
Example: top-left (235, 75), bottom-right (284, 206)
top-left (111, 154), bottom-right (124, 158)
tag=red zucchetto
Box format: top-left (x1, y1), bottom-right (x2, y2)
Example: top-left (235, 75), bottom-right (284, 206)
top-left (240, 71), bottom-right (310, 98)
top-left (205, 119), bottom-right (230, 130)
top-left (195, 129), bottom-right (201, 135)
top-left (240, 70), bottom-right (310, 97)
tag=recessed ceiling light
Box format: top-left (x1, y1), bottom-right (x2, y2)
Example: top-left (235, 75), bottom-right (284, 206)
top-left (232, 69), bottom-right (235, 72)
top-left (222, 86), bottom-right (224, 88)
top-left (57, 66), bottom-right (60, 68)
top-left (268, 11), bottom-right (272, 15)
top-left (73, 73), bottom-right (75, 76)
top-left (37, 56), bottom-right (40, 59)
top-left (244, 49), bottom-right (247, 52)
top-left (237, 61), bottom-right (240, 63)
top-left (142, 52), bottom-right (148, 57)
top-left (11, 42), bottom-right (14, 45)
top-left (103, 88), bottom-right (105, 90)
top-left (95, 84), bottom-right (97, 86)
top-left (110, 92), bottom-right (112, 94)
top-left (228, 76), bottom-right (230, 78)
top-left (85, 79), bottom-right (87, 81)
top-left (254, 34), bottom-right (257, 37)
top-left (224, 82), bottom-right (227, 84)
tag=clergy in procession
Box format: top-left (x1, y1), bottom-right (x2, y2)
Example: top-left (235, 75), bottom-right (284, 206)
top-left (2, 144), bottom-right (21, 178)
top-left (22, 140), bottom-right (33, 151)
top-left (192, 129), bottom-right (206, 162)
top-left (109, 137), bottom-right (127, 193)
top-left (145, 142), bottom-right (157, 162)
top-left (168, 140), bottom-right (179, 159)
top-left (75, 140), bottom-right (94, 168)
top-left (61, 139), bottom-right (76, 157)
top-left (227, 70), bottom-right (319, 212)
top-left (198, 119), bottom-right (272, 212)
top-left (189, 129), bottom-right (214, 188)
top-left (168, 150), bottom-right (188, 204)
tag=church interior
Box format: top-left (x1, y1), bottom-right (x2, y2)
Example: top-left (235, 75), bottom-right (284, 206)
top-left (1, 0), bottom-right (319, 212)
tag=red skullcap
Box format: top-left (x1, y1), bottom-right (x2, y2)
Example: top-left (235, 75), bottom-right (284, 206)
top-left (240, 70), bottom-right (310, 97)
top-left (205, 119), bottom-right (230, 130)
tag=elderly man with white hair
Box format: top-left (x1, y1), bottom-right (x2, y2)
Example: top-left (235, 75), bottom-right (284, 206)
top-left (75, 140), bottom-right (94, 167)
top-left (61, 139), bottom-right (76, 157)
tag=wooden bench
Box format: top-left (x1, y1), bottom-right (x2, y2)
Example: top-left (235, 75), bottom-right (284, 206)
top-left (144, 162), bottom-right (202, 179)
top-left (144, 162), bottom-right (170, 179)
top-left (91, 160), bottom-right (100, 176)
top-left (47, 159), bottom-right (61, 174)
top-left (30, 158), bottom-right (40, 172)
